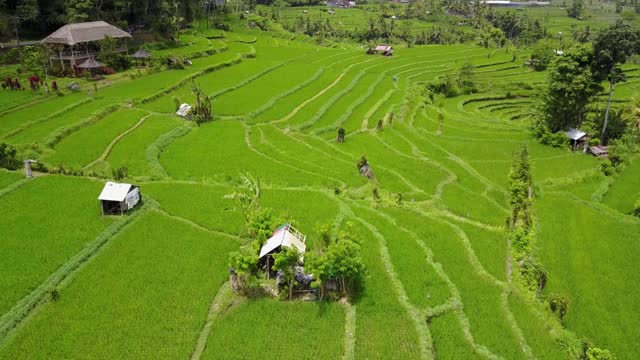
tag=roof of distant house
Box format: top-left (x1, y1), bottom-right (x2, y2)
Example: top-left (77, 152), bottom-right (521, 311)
top-left (42, 21), bottom-right (131, 46)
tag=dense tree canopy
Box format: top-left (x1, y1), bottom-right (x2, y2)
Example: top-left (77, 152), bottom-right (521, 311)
top-left (540, 45), bottom-right (602, 132)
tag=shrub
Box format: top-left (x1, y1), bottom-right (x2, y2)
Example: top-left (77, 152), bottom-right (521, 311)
top-left (112, 165), bottom-right (129, 181)
top-left (547, 293), bottom-right (569, 321)
top-left (632, 199), bottom-right (640, 218)
top-left (586, 347), bottom-right (614, 360)
top-left (0, 142), bottom-right (20, 170)
top-left (589, 138), bottom-right (601, 147)
top-left (600, 159), bottom-right (616, 176)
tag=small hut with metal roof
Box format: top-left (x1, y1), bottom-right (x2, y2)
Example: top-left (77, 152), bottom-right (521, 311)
top-left (98, 182), bottom-right (141, 215)
top-left (259, 224), bottom-right (307, 276)
top-left (42, 21), bottom-right (131, 68)
top-left (565, 128), bottom-right (588, 151)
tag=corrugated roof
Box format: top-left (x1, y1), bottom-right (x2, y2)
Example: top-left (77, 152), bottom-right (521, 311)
top-left (375, 45), bottom-right (392, 51)
top-left (565, 128), bottom-right (587, 140)
top-left (259, 224), bottom-right (306, 259)
top-left (98, 182), bottom-right (133, 202)
top-left (42, 21), bottom-right (131, 46)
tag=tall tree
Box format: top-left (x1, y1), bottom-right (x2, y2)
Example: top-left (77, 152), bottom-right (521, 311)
top-left (66, 0), bottom-right (93, 23)
top-left (592, 23), bottom-right (640, 142)
top-left (541, 46), bottom-right (602, 132)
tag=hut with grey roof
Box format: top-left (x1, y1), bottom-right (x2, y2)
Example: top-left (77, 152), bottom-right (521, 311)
top-left (41, 21), bottom-right (131, 68)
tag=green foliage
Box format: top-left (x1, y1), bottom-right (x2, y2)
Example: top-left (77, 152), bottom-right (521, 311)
top-left (273, 246), bottom-right (300, 300)
top-left (547, 293), bottom-right (569, 321)
top-left (65, 0), bottom-right (92, 23)
top-left (225, 173), bottom-right (262, 224)
top-left (0, 142), bottom-right (20, 170)
top-left (567, 0), bottom-right (586, 20)
top-left (111, 165), bottom-right (128, 181)
top-left (248, 208), bottom-right (279, 245)
top-left (508, 145), bottom-right (533, 229)
top-left (541, 45), bottom-right (602, 132)
top-left (632, 199), bottom-right (640, 218)
top-left (191, 81), bottom-right (213, 125)
top-left (306, 223), bottom-right (365, 300)
top-left (529, 39), bottom-right (556, 71)
top-left (586, 347), bottom-right (615, 360)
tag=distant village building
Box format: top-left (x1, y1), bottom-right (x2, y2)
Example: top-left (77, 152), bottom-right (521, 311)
top-left (482, 0), bottom-right (550, 6)
top-left (41, 21), bottom-right (131, 68)
top-left (98, 182), bottom-right (141, 215)
top-left (327, 0), bottom-right (356, 7)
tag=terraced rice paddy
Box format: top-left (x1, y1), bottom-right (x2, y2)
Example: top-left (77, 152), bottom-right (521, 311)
top-left (0, 24), bottom-right (638, 360)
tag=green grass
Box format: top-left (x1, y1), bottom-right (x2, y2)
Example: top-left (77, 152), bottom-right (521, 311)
top-left (604, 159), bottom-right (640, 214)
top-left (202, 299), bottom-right (344, 360)
top-left (430, 311), bottom-right (483, 360)
top-left (104, 115), bottom-right (183, 175)
top-left (0, 211), bottom-right (238, 359)
top-left (0, 176), bottom-right (115, 316)
top-left (45, 108), bottom-right (148, 167)
top-left (537, 193), bottom-right (640, 358)
top-left (0, 170), bottom-right (23, 190)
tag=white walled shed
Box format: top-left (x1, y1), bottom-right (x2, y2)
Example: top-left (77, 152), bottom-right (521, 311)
top-left (98, 182), bottom-right (141, 215)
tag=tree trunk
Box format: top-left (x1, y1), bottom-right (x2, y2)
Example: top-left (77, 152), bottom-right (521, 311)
top-left (601, 79), bottom-right (615, 142)
top-left (289, 278), bottom-right (293, 300)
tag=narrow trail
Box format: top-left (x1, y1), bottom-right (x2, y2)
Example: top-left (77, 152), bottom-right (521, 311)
top-left (0, 177), bottom-right (33, 199)
top-left (190, 282), bottom-right (243, 360)
top-left (342, 302), bottom-right (357, 360)
top-left (84, 114), bottom-right (151, 170)
top-left (156, 208), bottom-right (246, 242)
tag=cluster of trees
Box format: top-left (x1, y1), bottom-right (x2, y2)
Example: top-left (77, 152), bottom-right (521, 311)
top-left (506, 146), bottom-right (546, 293)
top-left (0, 0), bottom-right (206, 42)
top-left (225, 174), bottom-right (365, 301)
top-left (507, 148), bottom-right (616, 360)
top-left (536, 22), bottom-right (640, 158)
top-left (0, 142), bottom-right (20, 170)
top-left (426, 62), bottom-right (477, 98)
top-left (305, 223), bottom-right (366, 300)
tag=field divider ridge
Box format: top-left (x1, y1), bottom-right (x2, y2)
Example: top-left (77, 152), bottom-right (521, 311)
top-left (0, 98), bottom-right (93, 141)
top-left (145, 122), bottom-right (196, 180)
top-left (43, 104), bottom-right (122, 148)
top-left (209, 51), bottom-right (316, 99)
top-left (84, 114), bottom-right (151, 170)
top-left (0, 177), bottom-right (33, 199)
